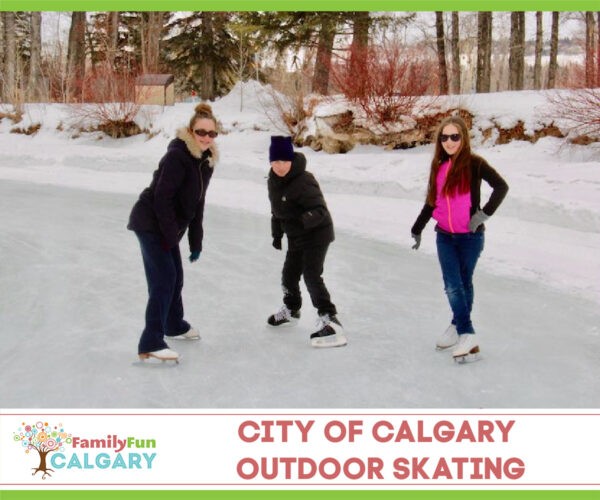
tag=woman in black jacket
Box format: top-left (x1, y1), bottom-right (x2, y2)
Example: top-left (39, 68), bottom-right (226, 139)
top-left (128, 103), bottom-right (219, 362)
top-left (267, 136), bottom-right (346, 348)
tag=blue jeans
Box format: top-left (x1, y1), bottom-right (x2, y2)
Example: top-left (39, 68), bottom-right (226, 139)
top-left (436, 231), bottom-right (484, 335)
top-left (135, 231), bottom-right (190, 354)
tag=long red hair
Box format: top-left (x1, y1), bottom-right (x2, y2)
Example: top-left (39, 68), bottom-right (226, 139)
top-left (425, 116), bottom-right (472, 206)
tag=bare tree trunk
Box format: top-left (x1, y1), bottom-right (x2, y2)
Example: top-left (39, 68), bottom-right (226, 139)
top-left (199, 12), bottom-right (215, 101)
top-left (486, 13), bottom-right (493, 91)
top-left (476, 12), bottom-right (492, 93)
top-left (107, 11), bottom-right (119, 69)
top-left (509, 11), bottom-right (525, 90)
top-left (597, 12), bottom-right (600, 86)
top-left (237, 31), bottom-right (246, 111)
top-left (547, 11), bottom-right (559, 89)
top-left (149, 12), bottom-right (163, 73)
top-left (142, 12), bottom-right (162, 74)
top-left (533, 11), bottom-right (543, 90)
top-left (312, 16), bottom-right (335, 95)
top-left (350, 11), bottom-right (369, 71)
top-left (435, 11), bottom-right (448, 95)
top-left (596, 12), bottom-right (600, 87)
top-left (0, 15), bottom-right (3, 93)
top-left (140, 15), bottom-right (147, 74)
top-left (29, 12), bottom-right (43, 101)
top-left (67, 11), bottom-right (87, 101)
top-left (2, 12), bottom-right (17, 102)
top-left (585, 11), bottom-right (595, 87)
top-left (450, 11), bottom-right (460, 94)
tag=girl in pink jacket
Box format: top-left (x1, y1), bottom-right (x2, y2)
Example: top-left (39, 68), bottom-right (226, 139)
top-left (411, 116), bottom-right (508, 360)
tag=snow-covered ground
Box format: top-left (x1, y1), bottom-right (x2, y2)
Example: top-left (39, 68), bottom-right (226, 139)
top-left (0, 82), bottom-right (599, 408)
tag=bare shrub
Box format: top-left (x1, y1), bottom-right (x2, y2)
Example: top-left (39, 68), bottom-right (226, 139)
top-left (329, 43), bottom-right (436, 128)
top-left (67, 64), bottom-right (144, 138)
top-left (546, 88), bottom-right (600, 142)
top-left (262, 85), bottom-right (309, 135)
top-left (259, 64), bottom-right (317, 136)
top-left (41, 52), bottom-right (70, 103)
top-left (10, 123), bottom-right (42, 135)
top-left (0, 69), bottom-right (26, 119)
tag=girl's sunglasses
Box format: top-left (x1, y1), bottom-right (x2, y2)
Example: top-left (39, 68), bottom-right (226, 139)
top-left (440, 133), bottom-right (461, 143)
top-left (194, 128), bottom-right (218, 138)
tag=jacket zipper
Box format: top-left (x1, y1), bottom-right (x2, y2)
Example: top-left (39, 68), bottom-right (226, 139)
top-left (443, 161), bottom-right (455, 232)
top-left (445, 194), bottom-right (455, 233)
top-left (198, 159), bottom-right (205, 201)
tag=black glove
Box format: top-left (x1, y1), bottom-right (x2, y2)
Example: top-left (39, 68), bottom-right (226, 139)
top-left (272, 237), bottom-right (282, 250)
top-left (411, 233), bottom-right (421, 250)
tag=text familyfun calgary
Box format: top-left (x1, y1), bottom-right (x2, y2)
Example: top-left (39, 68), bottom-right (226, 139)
top-left (51, 435), bottom-right (157, 470)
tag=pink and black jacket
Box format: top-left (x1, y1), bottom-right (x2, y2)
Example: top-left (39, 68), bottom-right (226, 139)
top-left (411, 155), bottom-right (508, 236)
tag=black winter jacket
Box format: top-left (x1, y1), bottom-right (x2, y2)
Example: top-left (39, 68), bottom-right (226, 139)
top-left (127, 128), bottom-right (218, 251)
top-left (268, 152), bottom-right (334, 250)
top-left (411, 154), bottom-right (508, 236)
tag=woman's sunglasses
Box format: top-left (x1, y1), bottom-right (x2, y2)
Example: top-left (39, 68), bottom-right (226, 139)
top-left (440, 133), bottom-right (461, 143)
top-left (194, 128), bottom-right (218, 138)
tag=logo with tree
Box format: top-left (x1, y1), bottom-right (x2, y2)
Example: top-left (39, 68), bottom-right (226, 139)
top-left (13, 421), bottom-right (72, 479)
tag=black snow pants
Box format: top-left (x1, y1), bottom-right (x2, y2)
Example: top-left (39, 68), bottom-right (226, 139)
top-left (281, 244), bottom-right (337, 317)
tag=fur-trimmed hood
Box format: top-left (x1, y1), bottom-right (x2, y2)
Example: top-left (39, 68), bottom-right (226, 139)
top-left (176, 127), bottom-right (219, 167)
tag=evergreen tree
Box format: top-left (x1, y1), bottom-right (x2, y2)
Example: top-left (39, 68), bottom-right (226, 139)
top-left (88, 12), bottom-right (129, 70)
top-left (238, 12), bottom-right (414, 95)
top-left (163, 12), bottom-right (239, 99)
top-left (238, 12), bottom-right (355, 95)
top-left (2, 12), bottom-right (37, 102)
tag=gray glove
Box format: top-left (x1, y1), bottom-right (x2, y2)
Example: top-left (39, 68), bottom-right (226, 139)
top-left (411, 233), bottom-right (421, 250)
top-left (469, 209), bottom-right (489, 232)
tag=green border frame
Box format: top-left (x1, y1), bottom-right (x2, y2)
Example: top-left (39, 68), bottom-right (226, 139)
top-left (0, 0), bottom-right (599, 11)
top-left (1, 0), bottom-right (597, 497)
top-left (1, 492), bottom-right (600, 500)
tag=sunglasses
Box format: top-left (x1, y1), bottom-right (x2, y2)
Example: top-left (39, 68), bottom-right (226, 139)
top-left (440, 133), bottom-right (461, 143)
top-left (194, 128), bottom-right (218, 138)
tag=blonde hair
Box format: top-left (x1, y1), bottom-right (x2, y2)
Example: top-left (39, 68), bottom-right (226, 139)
top-left (188, 103), bottom-right (218, 131)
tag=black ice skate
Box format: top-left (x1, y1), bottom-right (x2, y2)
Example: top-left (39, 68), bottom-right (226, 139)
top-left (267, 305), bottom-right (301, 326)
top-left (310, 314), bottom-right (347, 348)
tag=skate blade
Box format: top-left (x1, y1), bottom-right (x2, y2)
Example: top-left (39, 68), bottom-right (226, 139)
top-left (139, 353), bottom-right (180, 364)
top-left (453, 346), bottom-right (481, 364)
top-left (436, 344), bottom-right (457, 351)
top-left (311, 334), bottom-right (348, 348)
top-left (169, 334), bottom-right (200, 340)
top-left (268, 319), bottom-right (300, 328)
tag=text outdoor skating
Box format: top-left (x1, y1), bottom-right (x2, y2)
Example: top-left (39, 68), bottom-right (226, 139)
top-left (236, 418), bottom-right (525, 482)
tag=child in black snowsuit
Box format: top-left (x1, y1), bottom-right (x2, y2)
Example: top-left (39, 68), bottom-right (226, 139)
top-left (267, 136), bottom-right (347, 348)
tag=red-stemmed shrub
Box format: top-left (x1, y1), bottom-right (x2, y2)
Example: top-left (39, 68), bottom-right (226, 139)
top-left (329, 42), bottom-right (436, 128)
